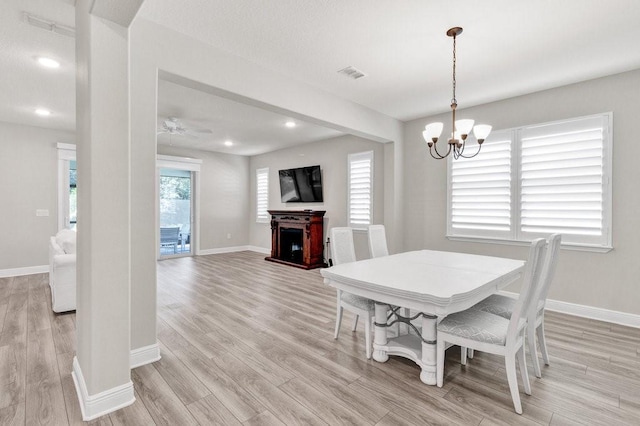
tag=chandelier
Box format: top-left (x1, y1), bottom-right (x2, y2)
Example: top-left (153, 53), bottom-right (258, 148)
top-left (423, 27), bottom-right (492, 160)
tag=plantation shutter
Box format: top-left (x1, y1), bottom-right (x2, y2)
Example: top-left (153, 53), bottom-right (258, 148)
top-left (449, 131), bottom-right (512, 237)
top-left (256, 168), bottom-right (269, 223)
top-left (520, 115), bottom-right (609, 245)
top-left (348, 151), bottom-right (373, 227)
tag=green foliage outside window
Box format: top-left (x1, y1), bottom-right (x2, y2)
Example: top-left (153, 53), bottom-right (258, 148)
top-left (160, 176), bottom-right (191, 200)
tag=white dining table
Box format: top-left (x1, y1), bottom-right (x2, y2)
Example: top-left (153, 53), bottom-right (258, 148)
top-left (321, 249), bottom-right (525, 385)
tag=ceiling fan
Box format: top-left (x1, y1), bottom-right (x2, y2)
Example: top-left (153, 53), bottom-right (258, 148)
top-left (157, 117), bottom-right (213, 138)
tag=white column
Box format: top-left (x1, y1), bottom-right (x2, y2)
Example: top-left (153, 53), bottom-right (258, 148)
top-left (73, 1), bottom-right (141, 420)
top-left (129, 19), bottom-right (161, 367)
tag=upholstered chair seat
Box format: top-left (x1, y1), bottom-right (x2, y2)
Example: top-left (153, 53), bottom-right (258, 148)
top-left (341, 293), bottom-right (375, 311)
top-left (438, 309), bottom-right (510, 346)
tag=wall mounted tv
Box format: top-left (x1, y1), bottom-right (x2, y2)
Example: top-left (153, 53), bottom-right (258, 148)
top-left (279, 165), bottom-right (323, 203)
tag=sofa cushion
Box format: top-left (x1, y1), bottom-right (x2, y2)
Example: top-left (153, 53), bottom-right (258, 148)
top-left (56, 229), bottom-right (76, 254)
top-left (62, 239), bottom-right (76, 254)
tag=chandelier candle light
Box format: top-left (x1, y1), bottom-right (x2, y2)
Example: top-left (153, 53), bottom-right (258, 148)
top-left (423, 27), bottom-right (492, 160)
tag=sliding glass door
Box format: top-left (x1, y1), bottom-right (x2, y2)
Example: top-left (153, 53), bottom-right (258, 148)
top-left (159, 168), bottom-right (193, 257)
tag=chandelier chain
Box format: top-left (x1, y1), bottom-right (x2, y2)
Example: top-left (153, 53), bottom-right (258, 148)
top-left (452, 33), bottom-right (457, 105)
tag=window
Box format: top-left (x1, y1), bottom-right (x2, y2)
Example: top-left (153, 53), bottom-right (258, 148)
top-left (69, 160), bottom-right (77, 228)
top-left (57, 143), bottom-right (76, 231)
top-left (256, 168), bottom-right (269, 223)
top-left (448, 113), bottom-right (612, 251)
top-left (348, 151), bottom-right (373, 228)
top-left (450, 130), bottom-right (512, 239)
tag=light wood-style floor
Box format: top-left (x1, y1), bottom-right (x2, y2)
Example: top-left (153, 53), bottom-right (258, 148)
top-left (1, 251), bottom-right (640, 425)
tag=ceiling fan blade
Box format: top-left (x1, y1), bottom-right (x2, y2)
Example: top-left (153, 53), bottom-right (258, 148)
top-left (190, 128), bottom-right (213, 134)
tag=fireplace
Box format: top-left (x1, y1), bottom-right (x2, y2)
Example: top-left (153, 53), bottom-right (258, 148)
top-left (265, 210), bottom-right (326, 269)
top-left (280, 228), bottom-right (304, 263)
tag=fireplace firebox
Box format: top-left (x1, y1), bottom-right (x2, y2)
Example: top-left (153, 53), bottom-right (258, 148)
top-left (265, 210), bottom-right (326, 269)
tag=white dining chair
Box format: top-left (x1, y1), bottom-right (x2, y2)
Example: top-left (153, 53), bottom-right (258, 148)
top-left (367, 224), bottom-right (389, 258)
top-left (468, 234), bottom-right (561, 378)
top-left (436, 238), bottom-right (547, 414)
top-left (367, 224), bottom-right (410, 335)
top-left (330, 227), bottom-right (376, 359)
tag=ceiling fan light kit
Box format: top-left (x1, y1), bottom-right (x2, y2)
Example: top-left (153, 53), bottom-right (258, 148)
top-left (158, 117), bottom-right (213, 138)
top-left (424, 27), bottom-right (492, 160)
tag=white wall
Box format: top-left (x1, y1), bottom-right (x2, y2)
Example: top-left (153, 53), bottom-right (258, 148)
top-left (403, 69), bottom-right (640, 316)
top-left (157, 146), bottom-right (250, 250)
top-left (249, 134), bottom-right (386, 259)
top-left (0, 121), bottom-right (74, 271)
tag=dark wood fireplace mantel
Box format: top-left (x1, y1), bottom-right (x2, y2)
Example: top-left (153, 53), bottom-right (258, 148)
top-left (265, 210), bottom-right (326, 269)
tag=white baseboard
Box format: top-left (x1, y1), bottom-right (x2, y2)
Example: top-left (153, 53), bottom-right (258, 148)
top-left (0, 265), bottom-right (48, 278)
top-left (197, 245), bottom-right (270, 255)
top-left (130, 343), bottom-right (161, 369)
top-left (247, 245), bottom-right (270, 254)
top-left (72, 356), bottom-right (135, 421)
top-left (498, 290), bottom-right (640, 328)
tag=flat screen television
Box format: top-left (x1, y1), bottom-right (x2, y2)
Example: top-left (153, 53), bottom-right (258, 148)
top-left (279, 165), bottom-right (323, 203)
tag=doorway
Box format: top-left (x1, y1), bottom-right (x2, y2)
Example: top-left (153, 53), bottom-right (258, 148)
top-left (159, 168), bottom-right (193, 257)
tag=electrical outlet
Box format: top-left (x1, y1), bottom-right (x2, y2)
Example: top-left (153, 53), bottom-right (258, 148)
top-left (36, 209), bottom-right (49, 217)
top-left (227, 233), bottom-right (231, 239)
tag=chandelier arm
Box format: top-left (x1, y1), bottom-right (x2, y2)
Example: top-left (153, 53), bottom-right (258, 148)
top-left (453, 145), bottom-right (460, 160)
top-left (456, 142), bottom-right (482, 159)
top-left (429, 142), bottom-right (451, 160)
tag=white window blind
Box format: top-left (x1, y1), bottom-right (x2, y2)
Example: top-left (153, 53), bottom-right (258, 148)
top-left (256, 168), bottom-right (269, 223)
top-left (448, 113), bottom-right (612, 250)
top-left (450, 131), bottom-right (512, 238)
top-left (348, 151), bottom-right (373, 227)
top-left (520, 115), bottom-right (608, 245)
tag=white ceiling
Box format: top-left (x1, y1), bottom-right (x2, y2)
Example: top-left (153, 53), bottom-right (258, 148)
top-left (0, 0), bottom-right (76, 131)
top-left (157, 79), bottom-right (343, 156)
top-left (3, 0), bottom-right (640, 154)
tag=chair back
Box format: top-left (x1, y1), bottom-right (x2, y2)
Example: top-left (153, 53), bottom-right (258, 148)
top-left (160, 226), bottom-right (180, 244)
top-left (506, 238), bottom-right (547, 345)
top-left (530, 233), bottom-right (562, 319)
top-left (368, 224), bottom-right (389, 258)
top-left (330, 227), bottom-right (356, 265)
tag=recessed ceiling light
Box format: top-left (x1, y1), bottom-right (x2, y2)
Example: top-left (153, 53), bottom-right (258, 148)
top-left (37, 57), bottom-right (60, 69)
top-left (285, 121), bottom-right (296, 128)
top-left (224, 140), bottom-right (233, 146)
top-left (35, 108), bottom-right (51, 116)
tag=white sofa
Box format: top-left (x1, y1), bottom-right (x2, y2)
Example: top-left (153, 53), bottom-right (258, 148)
top-left (49, 228), bottom-right (76, 312)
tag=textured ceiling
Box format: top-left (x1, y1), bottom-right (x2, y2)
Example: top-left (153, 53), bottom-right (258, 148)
top-left (157, 79), bottom-right (344, 156)
top-left (2, 0), bottom-right (640, 155)
top-left (0, 0), bottom-right (75, 131)
top-left (138, 0), bottom-right (640, 121)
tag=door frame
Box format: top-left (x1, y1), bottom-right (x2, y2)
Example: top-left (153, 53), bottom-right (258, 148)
top-left (156, 154), bottom-right (202, 259)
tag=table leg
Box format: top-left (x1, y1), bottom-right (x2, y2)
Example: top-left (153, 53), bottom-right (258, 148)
top-left (419, 314), bottom-right (437, 385)
top-left (399, 308), bottom-right (410, 336)
top-left (373, 302), bottom-right (389, 362)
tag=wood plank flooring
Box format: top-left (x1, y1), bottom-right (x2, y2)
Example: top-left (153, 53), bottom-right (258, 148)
top-left (1, 251), bottom-right (640, 425)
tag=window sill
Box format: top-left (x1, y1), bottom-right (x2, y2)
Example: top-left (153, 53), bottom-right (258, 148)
top-left (446, 235), bottom-right (613, 253)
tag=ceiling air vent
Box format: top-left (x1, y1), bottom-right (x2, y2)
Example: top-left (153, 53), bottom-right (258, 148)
top-left (337, 66), bottom-right (368, 80)
top-left (23, 12), bottom-right (76, 38)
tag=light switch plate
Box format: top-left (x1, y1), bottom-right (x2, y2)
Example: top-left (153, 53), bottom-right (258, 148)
top-left (36, 209), bottom-right (49, 217)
